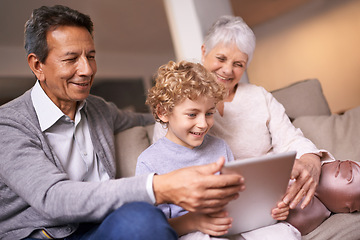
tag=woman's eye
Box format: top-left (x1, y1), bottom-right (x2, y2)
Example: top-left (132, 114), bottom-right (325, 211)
top-left (216, 57), bottom-right (225, 62)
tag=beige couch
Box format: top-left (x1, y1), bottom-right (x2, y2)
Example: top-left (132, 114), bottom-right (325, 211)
top-left (114, 79), bottom-right (360, 239)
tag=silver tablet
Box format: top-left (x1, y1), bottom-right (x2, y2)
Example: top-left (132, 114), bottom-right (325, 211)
top-left (221, 151), bottom-right (296, 235)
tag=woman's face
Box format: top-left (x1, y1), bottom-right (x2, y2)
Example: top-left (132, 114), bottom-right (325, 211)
top-left (201, 42), bottom-right (248, 93)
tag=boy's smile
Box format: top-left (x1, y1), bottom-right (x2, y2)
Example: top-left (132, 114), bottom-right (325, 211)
top-left (161, 96), bottom-right (217, 149)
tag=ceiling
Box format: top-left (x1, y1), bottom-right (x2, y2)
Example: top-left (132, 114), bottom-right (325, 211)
top-left (0, 0), bottom-right (312, 58)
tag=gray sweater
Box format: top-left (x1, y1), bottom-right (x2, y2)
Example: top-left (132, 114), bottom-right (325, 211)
top-left (0, 90), bottom-right (154, 240)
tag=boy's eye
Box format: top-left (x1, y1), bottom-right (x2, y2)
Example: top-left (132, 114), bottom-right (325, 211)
top-left (187, 113), bottom-right (196, 118)
top-left (206, 112), bottom-right (215, 117)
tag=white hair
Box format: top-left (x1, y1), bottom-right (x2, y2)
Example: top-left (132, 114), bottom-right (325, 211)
top-left (203, 15), bottom-right (256, 66)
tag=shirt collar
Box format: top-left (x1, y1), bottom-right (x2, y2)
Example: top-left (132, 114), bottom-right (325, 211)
top-left (31, 81), bottom-right (86, 132)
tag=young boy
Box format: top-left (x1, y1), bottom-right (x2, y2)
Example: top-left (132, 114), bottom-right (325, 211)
top-left (136, 60), bottom-right (235, 237)
top-left (136, 61), bottom-right (294, 239)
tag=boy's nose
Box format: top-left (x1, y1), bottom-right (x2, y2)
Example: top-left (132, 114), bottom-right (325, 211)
top-left (196, 116), bottom-right (208, 128)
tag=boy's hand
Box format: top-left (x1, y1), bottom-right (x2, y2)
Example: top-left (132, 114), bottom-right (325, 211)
top-left (271, 201), bottom-right (290, 221)
top-left (188, 211), bottom-right (233, 236)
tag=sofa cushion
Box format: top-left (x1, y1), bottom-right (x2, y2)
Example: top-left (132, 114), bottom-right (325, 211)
top-left (271, 79), bottom-right (331, 120)
top-left (115, 125), bottom-right (154, 178)
top-left (293, 106), bottom-right (360, 161)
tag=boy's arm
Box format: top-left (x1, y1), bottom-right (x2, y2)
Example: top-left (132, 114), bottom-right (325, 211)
top-left (168, 213), bottom-right (196, 237)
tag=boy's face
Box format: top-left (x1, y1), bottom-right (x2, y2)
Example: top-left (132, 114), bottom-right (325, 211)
top-left (161, 96), bottom-right (217, 149)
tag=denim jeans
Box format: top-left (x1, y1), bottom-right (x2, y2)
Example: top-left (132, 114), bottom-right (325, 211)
top-left (24, 202), bottom-right (177, 240)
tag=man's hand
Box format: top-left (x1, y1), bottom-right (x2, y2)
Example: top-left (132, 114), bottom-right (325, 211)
top-left (283, 153), bottom-right (321, 209)
top-left (153, 157), bottom-right (245, 214)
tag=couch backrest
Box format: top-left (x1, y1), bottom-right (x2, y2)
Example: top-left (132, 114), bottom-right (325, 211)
top-left (115, 125), bottom-right (154, 178)
top-left (271, 79), bottom-right (331, 121)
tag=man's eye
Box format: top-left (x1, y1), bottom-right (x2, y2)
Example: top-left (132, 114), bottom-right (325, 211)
top-left (65, 57), bottom-right (77, 62)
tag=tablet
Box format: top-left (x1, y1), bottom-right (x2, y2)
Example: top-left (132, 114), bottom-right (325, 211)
top-left (221, 151), bottom-right (296, 235)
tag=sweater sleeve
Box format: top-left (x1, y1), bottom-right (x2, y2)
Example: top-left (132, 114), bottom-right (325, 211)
top-left (262, 87), bottom-right (334, 161)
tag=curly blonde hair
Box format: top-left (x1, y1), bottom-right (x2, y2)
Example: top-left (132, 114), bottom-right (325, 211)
top-left (147, 60), bottom-right (226, 124)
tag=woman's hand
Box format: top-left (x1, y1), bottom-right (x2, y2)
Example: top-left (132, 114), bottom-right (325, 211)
top-left (283, 153), bottom-right (321, 209)
top-left (169, 211), bottom-right (233, 237)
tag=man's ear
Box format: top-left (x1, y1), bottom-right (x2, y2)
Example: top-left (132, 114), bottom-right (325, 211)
top-left (156, 105), bottom-right (169, 123)
top-left (27, 53), bottom-right (45, 81)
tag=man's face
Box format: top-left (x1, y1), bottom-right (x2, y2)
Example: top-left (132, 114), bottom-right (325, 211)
top-left (38, 25), bottom-right (97, 111)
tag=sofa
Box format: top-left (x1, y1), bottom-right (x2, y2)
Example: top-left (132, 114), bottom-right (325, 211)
top-left (114, 79), bottom-right (360, 239)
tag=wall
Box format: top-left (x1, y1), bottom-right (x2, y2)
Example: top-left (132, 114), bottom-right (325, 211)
top-left (0, 0), bottom-right (175, 105)
top-left (248, 0), bottom-right (360, 113)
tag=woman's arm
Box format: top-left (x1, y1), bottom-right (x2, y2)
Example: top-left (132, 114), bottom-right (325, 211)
top-left (263, 88), bottom-right (324, 208)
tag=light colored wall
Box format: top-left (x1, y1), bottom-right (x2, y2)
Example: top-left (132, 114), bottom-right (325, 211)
top-left (248, 0), bottom-right (360, 113)
top-left (163, 0), bottom-right (233, 62)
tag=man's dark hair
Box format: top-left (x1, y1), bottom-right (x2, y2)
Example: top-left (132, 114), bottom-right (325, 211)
top-left (24, 5), bottom-right (94, 63)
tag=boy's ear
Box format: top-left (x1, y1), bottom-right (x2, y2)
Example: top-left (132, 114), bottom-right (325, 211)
top-left (28, 53), bottom-right (45, 81)
top-left (156, 105), bottom-right (169, 123)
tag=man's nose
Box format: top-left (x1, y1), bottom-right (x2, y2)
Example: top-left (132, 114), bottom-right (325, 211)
top-left (78, 56), bottom-right (94, 76)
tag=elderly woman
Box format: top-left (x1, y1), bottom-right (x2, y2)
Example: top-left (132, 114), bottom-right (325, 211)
top-left (153, 15), bottom-right (335, 239)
